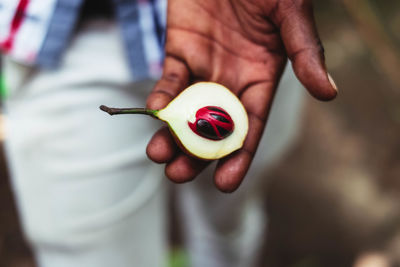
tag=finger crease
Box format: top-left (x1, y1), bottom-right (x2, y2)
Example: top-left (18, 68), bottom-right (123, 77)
top-left (165, 52), bottom-right (193, 74)
top-left (238, 80), bottom-right (273, 99)
top-left (249, 111), bottom-right (267, 124)
top-left (289, 46), bottom-right (323, 61)
top-left (242, 147), bottom-right (255, 157)
top-left (162, 72), bottom-right (181, 83)
top-left (153, 89), bottom-right (175, 99)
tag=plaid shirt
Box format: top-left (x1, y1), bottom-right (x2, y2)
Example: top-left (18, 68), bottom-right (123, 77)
top-left (0, 0), bottom-right (166, 80)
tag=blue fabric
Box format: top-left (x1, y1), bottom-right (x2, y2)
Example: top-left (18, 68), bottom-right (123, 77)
top-left (37, 0), bottom-right (166, 80)
top-left (114, 0), bottom-right (148, 80)
top-left (36, 0), bottom-right (83, 68)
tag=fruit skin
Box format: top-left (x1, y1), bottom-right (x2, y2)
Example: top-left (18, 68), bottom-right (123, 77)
top-left (100, 82), bottom-right (249, 160)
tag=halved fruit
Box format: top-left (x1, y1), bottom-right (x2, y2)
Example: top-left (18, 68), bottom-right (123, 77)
top-left (100, 82), bottom-right (249, 160)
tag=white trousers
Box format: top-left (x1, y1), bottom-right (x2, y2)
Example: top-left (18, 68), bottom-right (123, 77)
top-left (2, 20), bottom-right (304, 267)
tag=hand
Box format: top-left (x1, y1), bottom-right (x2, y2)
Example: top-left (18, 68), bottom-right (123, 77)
top-left (146, 0), bottom-right (337, 192)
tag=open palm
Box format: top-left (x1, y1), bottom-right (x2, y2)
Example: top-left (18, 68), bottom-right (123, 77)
top-left (146, 0), bottom-right (337, 192)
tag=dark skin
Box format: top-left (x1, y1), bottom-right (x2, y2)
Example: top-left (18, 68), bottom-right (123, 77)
top-left (146, 0), bottom-right (337, 192)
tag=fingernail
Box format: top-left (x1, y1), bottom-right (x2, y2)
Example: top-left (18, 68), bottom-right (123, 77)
top-left (327, 73), bottom-right (338, 92)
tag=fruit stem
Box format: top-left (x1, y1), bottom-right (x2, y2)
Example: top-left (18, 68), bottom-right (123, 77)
top-left (99, 105), bottom-right (158, 118)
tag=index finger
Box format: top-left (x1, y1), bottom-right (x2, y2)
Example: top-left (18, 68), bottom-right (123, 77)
top-left (274, 0), bottom-right (338, 100)
top-left (146, 55), bottom-right (189, 110)
top-left (146, 55), bottom-right (190, 163)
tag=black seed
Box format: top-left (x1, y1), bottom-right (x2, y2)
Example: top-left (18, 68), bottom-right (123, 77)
top-left (207, 107), bottom-right (229, 116)
top-left (197, 119), bottom-right (220, 140)
top-left (211, 113), bottom-right (230, 123)
top-left (216, 125), bottom-right (232, 138)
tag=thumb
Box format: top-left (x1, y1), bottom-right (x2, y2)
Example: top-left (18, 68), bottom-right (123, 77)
top-left (146, 55), bottom-right (189, 110)
top-left (277, 1), bottom-right (338, 101)
top-left (146, 55), bottom-right (189, 164)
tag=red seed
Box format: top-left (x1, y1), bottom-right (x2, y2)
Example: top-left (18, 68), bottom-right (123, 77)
top-left (188, 106), bottom-right (234, 140)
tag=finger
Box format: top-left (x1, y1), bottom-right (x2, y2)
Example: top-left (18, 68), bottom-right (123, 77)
top-left (146, 55), bottom-right (190, 164)
top-left (146, 55), bottom-right (190, 110)
top-left (146, 127), bottom-right (177, 163)
top-left (215, 81), bottom-right (276, 192)
top-left (165, 153), bottom-right (209, 183)
top-left (276, 1), bottom-right (338, 100)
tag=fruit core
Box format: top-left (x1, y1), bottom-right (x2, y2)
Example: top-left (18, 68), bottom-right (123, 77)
top-left (188, 106), bottom-right (234, 141)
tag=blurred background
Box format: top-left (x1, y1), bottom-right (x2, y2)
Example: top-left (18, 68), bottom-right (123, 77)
top-left (0, 0), bottom-right (399, 266)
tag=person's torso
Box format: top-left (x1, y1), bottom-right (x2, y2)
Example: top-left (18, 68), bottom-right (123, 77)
top-left (0, 0), bottom-right (166, 81)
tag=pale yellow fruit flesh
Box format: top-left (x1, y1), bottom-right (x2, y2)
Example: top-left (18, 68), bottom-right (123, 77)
top-left (157, 82), bottom-right (249, 160)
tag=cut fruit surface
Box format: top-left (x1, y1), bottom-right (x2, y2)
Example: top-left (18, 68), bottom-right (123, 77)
top-left (157, 82), bottom-right (248, 160)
